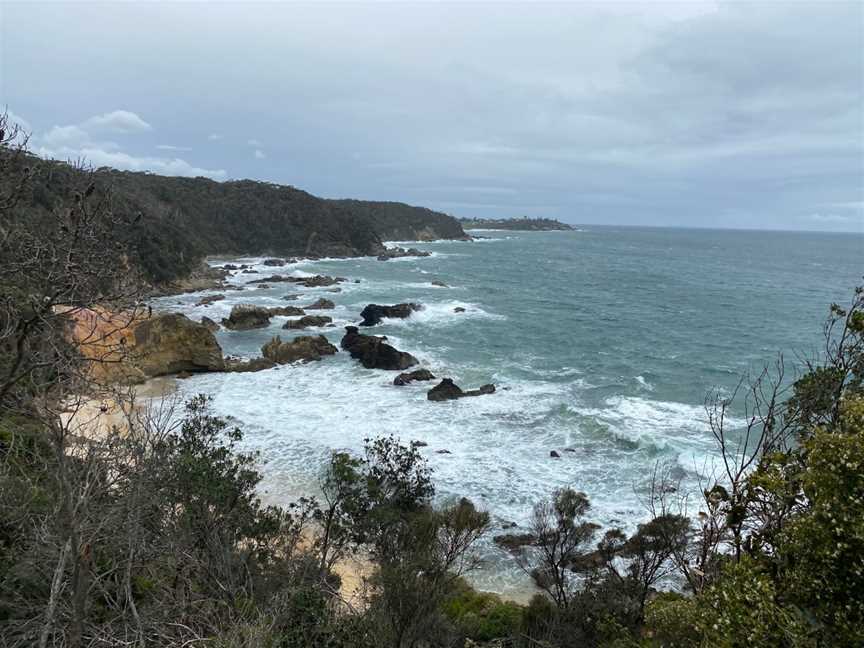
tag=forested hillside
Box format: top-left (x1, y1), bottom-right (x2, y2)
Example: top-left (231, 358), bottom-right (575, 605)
top-left (0, 148), bottom-right (467, 284)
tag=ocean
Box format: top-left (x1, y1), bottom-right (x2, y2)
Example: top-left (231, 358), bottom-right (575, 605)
top-left (153, 226), bottom-right (862, 597)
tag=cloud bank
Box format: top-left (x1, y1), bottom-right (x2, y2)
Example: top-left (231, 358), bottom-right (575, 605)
top-left (3, 1), bottom-right (862, 231)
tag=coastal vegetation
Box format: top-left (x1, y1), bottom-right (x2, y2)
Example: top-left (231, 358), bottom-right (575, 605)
top-left (2, 113), bottom-right (863, 647)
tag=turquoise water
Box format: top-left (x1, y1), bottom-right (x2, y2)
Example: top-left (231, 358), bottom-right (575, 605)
top-left (155, 226), bottom-right (862, 596)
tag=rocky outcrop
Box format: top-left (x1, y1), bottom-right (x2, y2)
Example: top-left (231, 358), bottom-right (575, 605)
top-left (196, 294), bottom-right (225, 306)
top-left (221, 304), bottom-right (272, 330)
top-left (267, 306), bottom-right (306, 317)
top-left (263, 258), bottom-right (292, 266)
top-left (493, 533), bottom-right (536, 553)
top-left (224, 356), bottom-right (277, 372)
top-left (427, 378), bottom-right (495, 402)
top-left (393, 369), bottom-right (436, 386)
top-left (262, 335), bottom-right (338, 364)
top-left (377, 246), bottom-right (432, 261)
top-left (282, 315), bottom-right (333, 329)
top-left (304, 298), bottom-right (335, 310)
top-left (220, 304), bottom-right (305, 329)
top-left (200, 316), bottom-right (220, 332)
top-left (247, 274), bottom-right (347, 288)
top-left (300, 275), bottom-right (346, 288)
top-left (133, 313), bottom-right (225, 377)
top-left (341, 326), bottom-right (418, 370)
top-left (359, 303), bottom-right (422, 326)
top-left (247, 275), bottom-right (296, 284)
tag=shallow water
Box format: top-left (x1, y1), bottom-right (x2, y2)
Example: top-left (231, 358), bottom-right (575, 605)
top-left (153, 226), bottom-right (862, 597)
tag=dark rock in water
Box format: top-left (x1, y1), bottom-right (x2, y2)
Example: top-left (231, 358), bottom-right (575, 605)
top-left (282, 315), bottom-right (333, 329)
top-left (241, 269), bottom-right (258, 274)
top-left (304, 298), bottom-right (335, 310)
top-left (464, 384), bottom-right (496, 397)
top-left (282, 294), bottom-right (301, 301)
top-left (327, 287), bottom-right (342, 293)
top-left (454, 307), bottom-right (466, 313)
top-left (493, 533), bottom-right (536, 553)
top-left (431, 280), bottom-right (448, 287)
top-left (501, 521), bottom-right (518, 530)
top-left (341, 326), bottom-right (418, 370)
top-left (436, 449), bottom-right (452, 454)
top-left (427, 378), bottom-right (464, 401)
top-left (563, 447), bottom-right (577, 453)
top-left (200, 316), bottom-right (220, 332)
top-left (248, 275), bottom-right (295, 284)
top-left (393, 368), bottom-right (436, 386)
top-left (222, 264), bottom-right (239, 271)
top-left (550, 450), bottom-right (561, 458)
top-left (196, 294), bottom-right (225, 306)
top-left (377, 246), bottom-right (432, 261)
top-left (256, 284), bottom-right (271, 289)
top-left (262, 258), bottom-right (287, 266)
top-left (359, 303), bottom-right (422, 326)
top-left (133, 313), bottom-right (225, 377)
top-left (414, 441), bottom-right (428, 447)
top-left (262, 335), bottom-right (338, 364)
top-left (301, 275), bottom-right (346, 288)
top-left (427, 378), bottom-right (495, 401)
top-left (225, 356), bottom-right (277, 372)
top-left (267, 306), bottom-right (305, 317)
top-left (221, 304), bottom-right (272, 330)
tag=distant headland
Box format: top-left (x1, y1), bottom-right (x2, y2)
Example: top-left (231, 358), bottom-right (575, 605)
top-left (459, 217), bottom-right (574, 231)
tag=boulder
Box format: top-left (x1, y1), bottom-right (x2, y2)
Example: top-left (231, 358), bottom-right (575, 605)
top-left (431, 280), bottom-right (448, 287)
top-left (301, 274), bottom-right (346, 288)
top-left (133, 313), bottom-right (225, 377)
top-left (304, 298), bottom-right (335, 310)
top-left (327, 287), bottom-right (343, 293)
top-left (247, 275), bottom-right (295, 284)
top-left (200, 316), bottom-right (220, 332)
top-left (262, 258), bottom-right (287, 266)
top-left (241, 269), bottom-right (258, 274)
top-left (550, 450), bottom-right (561, 459)
top-left (493, 533), bottom-right (536, 553)
top-left (267, 306), bottom-right (306, 317)
top-left (427, 378), bottom-right (495, 401)
top-left (377, 246), bottom-right (432, 261)
top-left (454, 307), bottom-right (466, 313)
top-left (359, 303), bottom-right (422, 326)
top-left (196, 294), bottom-right (225, 306)
top-left (282, 294), bottom-right (301, 301)
top-left (225, 356), bottom-right (277, 372)
top-left (341, 326), bottom-right (418, 370)
top-left (222, 264), bottom-right (239, 270)
top-left (256, 284), bottom-right (271, 289)
top-left (262, 335), bottom-right (338, 364)
top-left (394, 368), bottom-right (436, 386)
top-left (221, 304), bottom-right (272, 330)
top-left (282, 315), bottom-right (333, 329)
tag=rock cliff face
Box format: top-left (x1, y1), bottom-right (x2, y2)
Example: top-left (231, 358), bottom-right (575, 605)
top-left (65, 308), bottom-right (224, 384)
top-left (132, 313), bottom-right (225, 376)
top-left (2, 150), bottom-right (469, 286)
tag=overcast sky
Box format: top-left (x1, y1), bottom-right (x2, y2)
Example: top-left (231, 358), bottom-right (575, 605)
top-left (1, 1), bottom-right (862, 232)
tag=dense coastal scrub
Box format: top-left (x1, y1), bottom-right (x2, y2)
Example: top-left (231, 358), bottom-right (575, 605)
top-left (0, 126), bottom-right (467, 288)
top-left (2, 113), bottom-right (863, 646)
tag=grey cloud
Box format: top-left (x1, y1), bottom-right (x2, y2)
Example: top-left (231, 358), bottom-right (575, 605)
top-left (3, 1), bottom-right (862, 231)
